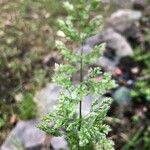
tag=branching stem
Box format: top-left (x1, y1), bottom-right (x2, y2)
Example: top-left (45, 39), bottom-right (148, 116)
top-left (78, 44), bottom-right (83, 149)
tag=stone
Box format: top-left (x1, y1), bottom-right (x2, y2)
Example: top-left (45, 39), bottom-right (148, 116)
top-left (99, 28), bottom-right (133, 57)
top-left (105, 9), bottom-right (142, 39)
top-left (82, 28), bottom-right (133, 57)
top-left (96, 56), bottom-right (117, 72)
top-left (127, 79), bottom-right (135, 86)
top-left (43, 52), bottom-right (60, 67)
top-left (1, 120), bottom-right (70, 150)
top-left (35, 83), bottom-right (62, 117)
top-left (80, 28), bottom-right (133, 72)
top-left (101, 0), bottom-right (133, 8)
top-left (50, 137), bottom-right (69, 150)
top-left (1, 120), bottom-right (46, 150)
top-left (113, 86), bottom-right (131, 106)
top-left (132, 0), bottom-right (147, 10)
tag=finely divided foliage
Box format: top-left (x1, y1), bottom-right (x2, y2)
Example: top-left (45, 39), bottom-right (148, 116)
top-left (38, 0), bottom-right (117, 149)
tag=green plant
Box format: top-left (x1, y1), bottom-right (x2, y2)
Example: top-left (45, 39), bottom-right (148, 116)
top-left (125, 31), bottom-right (150, 150)
top-left (121, 127), bottom-right (150, 150)
top-left (121, 127), bottom-right (143, 150)
top-left (132, 80), bottom-right (150, 102)
top-left (0, 118), bottom-right (5, 129)
top-left (143, 127), bottom-right (150, 150)
top-left (131, 30), bottom-right (150, 103)
top-left (38, 1), bottom-right (117, 149)
top-left (132, 46), bottom-right (150, 103)
top-left (18, 93), bottom-right (37, 120)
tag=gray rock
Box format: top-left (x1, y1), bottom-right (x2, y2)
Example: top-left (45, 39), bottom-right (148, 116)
top-left (99, 28), bottom-right (133, 57)
top-left (1, 120), bottom-right (46, 150)
top-left (132, 0), bottom-right (147, 10)
top-left (50, 137), bottom-right (69, 150)
top-left (1, 119), bottom-right (70, 150)
top-left (113, 86), bottom-right (131, 106)
top-left (35, 83), bottom-right (62, 117)
top-left (82, 28), bottom-right (133, 56)
top-left (81, 28), bottom-right (133, 72)
top-left (101, 0), bottom-right (133, 8)
top-left (101, 0), bottom-right (110, 4)
top-left (96, 56), bottom-right (117, 72)
top-left (102, 0), bottom-right (147, 10)
top-left (105, 9), bottom-right (142, 38)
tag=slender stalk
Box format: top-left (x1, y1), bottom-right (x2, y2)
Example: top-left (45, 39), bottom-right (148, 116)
top-left (79, 45), bottom-right (83, 128)
top-left (78, 44), bottom-right (83, 150)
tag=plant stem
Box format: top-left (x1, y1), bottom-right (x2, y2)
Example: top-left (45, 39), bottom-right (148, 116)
top-left (78, 44), bottom-right (83, 149)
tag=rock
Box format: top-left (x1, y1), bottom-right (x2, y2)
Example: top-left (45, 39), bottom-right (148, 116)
top-left (43, 52), bottom-right (60, 67)
top-left (101, 0), bottom-right (110, 4)
top-left (132, 0), bottom-right (147, 10)
top-left (105, 9), bottom-right (142, 39)
top-left (127, 79), bottom-right (135, 86)
top-left (81, 28), bottom-right (133, 72)
top-left (102, 0), bottom-right (146, 11)
top-left (113, 86), bottom-right (131, 106)
top-left (1, 120), bottom-right (46, 150)
top-left (99, 28), bottom-right (133, 57)
top-left (101, 0), bottom-right (133, 8)
top-left (82, 28), bottom-right (133, 57)
top-left (50, 137), bottom-right (69, 150)
top-left (35, 83), bottom-right (62, 117)
top-left (1, 120), bottom-right (70, 150)
top-left (96, 56), bottom-right (116, 72)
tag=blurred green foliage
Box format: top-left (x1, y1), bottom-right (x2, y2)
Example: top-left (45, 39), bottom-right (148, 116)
top-left (0, 118), bottom-right (5, 129)
top-left (132, 31), bottom-right (150, 103)
top-left (17, 93), bottom-right (37, 120)
top-left (129, 31), bottom-right (150, 150)
top-left (122, 127), bottom-right (150, 150)
top-left (0, 0), bottom-right (63, 142)
top-left (143, 127), bottom-right (150, 150)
